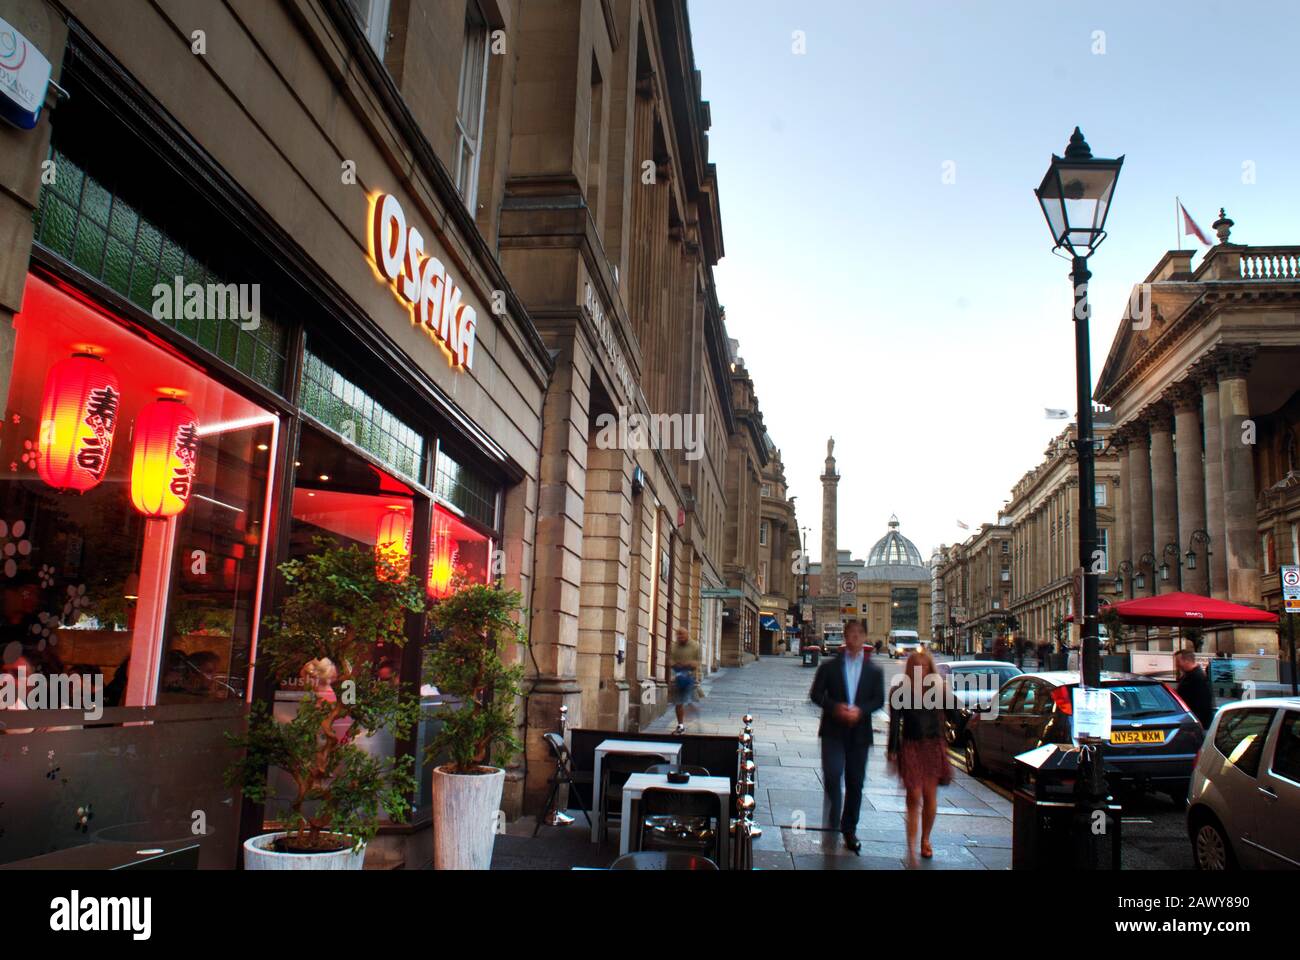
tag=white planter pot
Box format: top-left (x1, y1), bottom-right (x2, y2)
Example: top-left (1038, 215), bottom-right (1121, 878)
top-left (242, 832), bottom-right (365, 871)
top-left (431, 765), bottom-right (505, 870)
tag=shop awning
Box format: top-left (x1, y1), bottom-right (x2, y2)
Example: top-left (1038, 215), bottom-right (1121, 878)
top-left (760, 615), bottom-right (782, 631)
top-left (1074, 591), bottom-right (1279, 627)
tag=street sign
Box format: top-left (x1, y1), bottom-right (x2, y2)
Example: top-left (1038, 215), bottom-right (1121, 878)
top-left (839, 574), bottom-right (857, 594)
top-left (1282, 565), bottom-right (1300, 613)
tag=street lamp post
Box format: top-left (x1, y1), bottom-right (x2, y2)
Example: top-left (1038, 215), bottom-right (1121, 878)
top-left (1035, 127), bottom-right (1123, 689)
top-left (1035, 127), bottom-right (1123, 870)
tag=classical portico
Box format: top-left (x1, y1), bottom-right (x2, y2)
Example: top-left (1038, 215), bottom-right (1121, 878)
top-left (1095, 212), bottom-right (1300, 653)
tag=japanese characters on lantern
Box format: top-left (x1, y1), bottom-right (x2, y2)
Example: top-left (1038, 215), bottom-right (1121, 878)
top-left (130, 397), bottom-right (200, 518)
top-left (37, 353), bottom-right (121, 492)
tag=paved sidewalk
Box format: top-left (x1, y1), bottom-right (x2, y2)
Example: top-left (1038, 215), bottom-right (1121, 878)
top-left (644, 653), bottom-right (1012, 870)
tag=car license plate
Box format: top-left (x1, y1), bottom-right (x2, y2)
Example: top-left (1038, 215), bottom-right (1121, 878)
top-left (1110, 729), bottom-right (1165, 745)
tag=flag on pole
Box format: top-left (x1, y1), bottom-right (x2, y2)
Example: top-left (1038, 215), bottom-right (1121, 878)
top-left (956, 520), bottom-right (970, 530)
top-left (1179, 200), bottom-right (1212, 246)
top-left (1045, 408), bottom-right (1069, 419)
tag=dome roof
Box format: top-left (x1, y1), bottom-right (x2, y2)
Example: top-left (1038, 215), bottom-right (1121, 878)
top-left (867, 516), bottom-right (925, 568)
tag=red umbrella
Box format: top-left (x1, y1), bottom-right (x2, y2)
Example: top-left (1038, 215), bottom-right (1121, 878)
top-left (1094, 591), bottom-right (1278, 627)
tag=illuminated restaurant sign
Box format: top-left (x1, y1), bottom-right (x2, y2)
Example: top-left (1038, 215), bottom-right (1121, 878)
top-left (368, 192), bottom-right (477, 371)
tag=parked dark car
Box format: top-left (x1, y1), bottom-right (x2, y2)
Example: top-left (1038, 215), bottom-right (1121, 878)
top-left (936, 660), bottom-right (1023, 744)
top-left (960, 671), bottom-right (1205, 801)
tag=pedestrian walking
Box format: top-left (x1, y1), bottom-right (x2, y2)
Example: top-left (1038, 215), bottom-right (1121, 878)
top-left (888, 649), bottom-right (957, 868)
top-left (1175, 648), bottom-right (1215, 729)
top-left (808, 619), bottom-right (884, 854)
top-left (669, 627), bottom-right (701, 734)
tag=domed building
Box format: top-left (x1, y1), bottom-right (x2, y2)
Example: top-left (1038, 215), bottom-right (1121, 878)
top-left (808, 515), bottom-right (932, 645)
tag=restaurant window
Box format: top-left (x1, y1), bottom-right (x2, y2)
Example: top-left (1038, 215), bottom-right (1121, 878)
top-left (454, 0), bottom-right (491, 211)
top-left (345, 0), bottom-right (391, 58)
top-left (2, 274), bottom-right (277, 707)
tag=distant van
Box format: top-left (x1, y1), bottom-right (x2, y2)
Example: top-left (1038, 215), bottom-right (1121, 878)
top-left (887, 629), bottom-right (922, 659)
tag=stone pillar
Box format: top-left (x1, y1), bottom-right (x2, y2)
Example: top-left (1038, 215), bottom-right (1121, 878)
top-left (1115, 433), bottom-right (1132, 595)
top-left (1200, 370), bottom-right (1229, 599)
top-left (523, 338), bottom-right (590, 811)
top-left (1217, 347), bottom-right (1261, 605)
top-left (1172, 381), bottom-right (1209, 595)
top-left (820, 438), bottom-right (838, 597)
top-left (1128, 420), bottom-right (1155, 596)
top-left (1148, 403), bottom-right (1180, 594)
top-left (577, 443), bottom-right (632, 731)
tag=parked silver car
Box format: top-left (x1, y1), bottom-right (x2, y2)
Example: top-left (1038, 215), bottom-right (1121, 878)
top-left (1187, 697), bottom-right (1300, 869)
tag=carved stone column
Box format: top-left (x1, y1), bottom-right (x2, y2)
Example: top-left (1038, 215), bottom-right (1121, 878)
top-left (1172, 380), bottom-right (1209, 595)
top-left (1217, 347), bottom-right (1261, 605)
top-left (1198, 366), bottom-right (1229, 598)
top-left (1148, 402), bottom-right (1180, 593)
top-left (1114, 430), bottom-right (1132, 595)
top-left (1127, 418), bottom-right (1155, 596)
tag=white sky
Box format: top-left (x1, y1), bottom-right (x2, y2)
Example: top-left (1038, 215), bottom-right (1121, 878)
top-left (689, 0), bottom-right (1300, 564)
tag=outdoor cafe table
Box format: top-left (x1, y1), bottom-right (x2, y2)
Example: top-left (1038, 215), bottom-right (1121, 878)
top-left (591, 739), bottom-right (682, 842)
top-left (619, 772), bottom-right (732, 865)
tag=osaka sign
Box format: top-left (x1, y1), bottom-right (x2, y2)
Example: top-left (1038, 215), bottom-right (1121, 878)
top-left (368, 192), bottom-right (477, 371)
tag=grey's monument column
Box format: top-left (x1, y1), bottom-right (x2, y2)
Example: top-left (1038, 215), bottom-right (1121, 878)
top-left (820, 437), bottom-right (839, 597)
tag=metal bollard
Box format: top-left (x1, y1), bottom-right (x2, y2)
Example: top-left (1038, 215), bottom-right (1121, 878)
top-left (543, 704), bottom-right (575, 827)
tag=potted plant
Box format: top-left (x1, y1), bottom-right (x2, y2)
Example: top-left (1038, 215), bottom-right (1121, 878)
top-left (227, 539), bottom-right (424, 870)
top-left (424, 582), bottom-right (526, 870)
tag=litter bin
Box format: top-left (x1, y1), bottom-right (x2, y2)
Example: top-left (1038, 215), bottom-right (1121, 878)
top-left (1011, 743), bottom-right (1121, 870)
top-left (802, 645), bottom-right (821, 667)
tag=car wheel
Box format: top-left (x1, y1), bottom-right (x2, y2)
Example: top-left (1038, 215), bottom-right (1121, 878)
top-left (964, 738), bottom-right (983, 777)
top-left (1191, 814), bottom-right (1236, 871)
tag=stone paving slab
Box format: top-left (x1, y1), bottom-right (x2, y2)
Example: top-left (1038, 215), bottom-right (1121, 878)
top-left (491, 655), bottom-right (1013, 869)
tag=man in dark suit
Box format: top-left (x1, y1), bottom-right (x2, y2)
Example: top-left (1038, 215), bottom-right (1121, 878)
top-left (1175, 649), bottom-right (1215, 730)
top-left (809, 619), bottom-right (885, 853)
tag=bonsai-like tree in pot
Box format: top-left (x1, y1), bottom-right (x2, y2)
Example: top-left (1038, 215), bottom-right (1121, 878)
top-left (424, 582), bottom-right (526, 869)
top-left (227, 539), bottom-right (425, 856)
top-left (425, 583), bottom-right (526, 773)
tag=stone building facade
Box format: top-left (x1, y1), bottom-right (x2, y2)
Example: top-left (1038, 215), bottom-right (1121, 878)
top-left (807, 518), bottom-right (933, 647)
top-left (0, 0), bottom-right (791, 866)
top-left (1094, 216), bottom-right (1300, 654)
top-left (757, 441), bottom-right (799, 655)
top-left (719, 338), bottom-right (765, 666)
top-left (1003, 420), bottom-right (1120, 651)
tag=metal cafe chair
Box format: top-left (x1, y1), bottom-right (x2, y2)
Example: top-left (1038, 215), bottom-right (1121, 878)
top-left (609, 851), bottom-right (719, 870)
top-left (599, 753), bottom-right (660, 845)
top-left (533, 732), bottom-right (593, 837)
top-left (632, 787), bottom-right (724, 866)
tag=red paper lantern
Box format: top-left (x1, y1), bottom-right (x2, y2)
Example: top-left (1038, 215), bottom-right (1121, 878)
top-left (37, 353), bottom-right (121, 492)
top-left (130, 397), bottom-right (200, 518)
top-left (375, 507), bottom-right (412, 579)
top-left (427, 511), bottom-right (459, 599)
